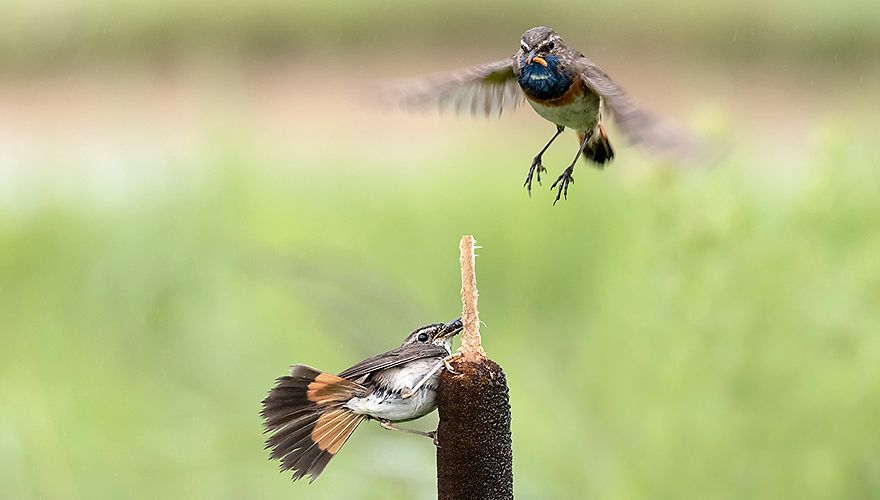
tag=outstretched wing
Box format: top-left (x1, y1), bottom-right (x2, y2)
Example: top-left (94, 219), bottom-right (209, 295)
top-left (386, 58), bottom-right (523, 117)
top-left (338, 343), bottom-right (449, 381)
top-left (573, 57), bottom-right (698, 157)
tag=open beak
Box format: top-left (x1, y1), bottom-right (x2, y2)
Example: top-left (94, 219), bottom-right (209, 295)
top-left (437, 318), bottom-right (464, 339)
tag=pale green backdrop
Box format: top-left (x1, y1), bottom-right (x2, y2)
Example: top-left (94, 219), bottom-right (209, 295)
top-left (1, 1), bottom-right (879, 499)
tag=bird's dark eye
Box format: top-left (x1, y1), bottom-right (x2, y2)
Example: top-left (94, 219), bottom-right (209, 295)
top-left (417, 333), bottom-right (429, 342)
top-left (546, 42), bottom-right (555, 50)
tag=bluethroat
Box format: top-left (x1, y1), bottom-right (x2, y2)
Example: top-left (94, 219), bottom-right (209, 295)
top-left (394, 26), bottom-right (695, 203)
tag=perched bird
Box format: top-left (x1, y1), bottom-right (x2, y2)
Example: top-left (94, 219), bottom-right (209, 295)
top-left (261, 318), bottom-right (463, 482)
top-left (393, 26), bottom-right (695, 203)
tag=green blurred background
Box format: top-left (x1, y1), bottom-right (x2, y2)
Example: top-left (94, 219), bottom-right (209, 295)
top-left (1, 1), bottom-right (879, 499)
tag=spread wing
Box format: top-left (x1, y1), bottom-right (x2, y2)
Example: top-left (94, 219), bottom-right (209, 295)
top-left (385, 58), bottom-right (523, 117)
top-left (338, 343), bottom-right (449, 380)
top-left (573, 57), bottom-right (699, 157)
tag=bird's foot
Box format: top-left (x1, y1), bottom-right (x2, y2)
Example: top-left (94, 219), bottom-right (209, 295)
top-left (523, 156), bottom-right (547, 196)
top-left (443, 352), bottom-right (463, 375)
top-left (550, 166), bottom-right (575, 205)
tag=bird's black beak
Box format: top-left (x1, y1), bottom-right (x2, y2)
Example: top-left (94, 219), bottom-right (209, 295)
top-left (437, 318), bottom-right (464, 339)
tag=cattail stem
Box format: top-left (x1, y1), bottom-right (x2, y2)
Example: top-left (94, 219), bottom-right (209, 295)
top-left (459, 235), bottom-right (486, 361)
top-left (436, 235), bottom-right (513, 500)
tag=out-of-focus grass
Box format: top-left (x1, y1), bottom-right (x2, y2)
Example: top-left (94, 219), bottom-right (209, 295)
top-left (1, 130), bottom-right (878, 499)
top-left (3, 0), bottom-right (879, 71)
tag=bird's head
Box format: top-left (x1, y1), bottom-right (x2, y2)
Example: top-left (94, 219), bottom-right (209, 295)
top-left (401, 318), bottom-right (463, 350)
top-left (518, 26), bottom-right (566, 68)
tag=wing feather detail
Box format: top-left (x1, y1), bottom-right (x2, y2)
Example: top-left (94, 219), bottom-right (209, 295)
top-left (385, 58), bottom-right (523, 117)
top-left (573, 57), bottom-right (700, 158)
top-left (338, 343), bottom-right (449, 380)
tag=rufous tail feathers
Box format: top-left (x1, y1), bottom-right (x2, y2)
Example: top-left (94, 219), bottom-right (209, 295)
top-left (261, 365), bottom-right (367, 482)
top-left (578, 125), bottom-right (615, 167)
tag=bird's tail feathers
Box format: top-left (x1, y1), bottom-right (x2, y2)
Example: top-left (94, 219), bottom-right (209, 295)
top-left (579, 125), bottom-right (615, 167)
top-left (261, 365), bottom-right (367, 482)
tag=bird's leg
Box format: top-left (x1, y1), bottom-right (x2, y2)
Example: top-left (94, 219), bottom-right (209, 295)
top-left (379, 419), bottom-right (436, 441)
top-left (401, 353), bottom-right (461, 399)
top-left (524, 125), bottom-right (564, 196)
top-left (551, 131), bottom-right (591, 205)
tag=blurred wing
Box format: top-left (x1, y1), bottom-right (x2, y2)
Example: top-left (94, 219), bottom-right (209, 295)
top-left (386, 58), bottom-right (523, 117)
top-left (574, 57), bottom-right (698, 157)
top-left (338, 343), bottom-right (449, 380)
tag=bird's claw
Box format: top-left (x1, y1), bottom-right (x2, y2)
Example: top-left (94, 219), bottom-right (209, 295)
top-left (401, 389), bottom-right (413, 399)
top-left (443, 352), bottom-right (462, 375)
top-left (443, 359), bottom-right (459, 375)
top-left (550, 167), bottom-right (575, 205)
top-left (523, 156), bottom-right (547, 196)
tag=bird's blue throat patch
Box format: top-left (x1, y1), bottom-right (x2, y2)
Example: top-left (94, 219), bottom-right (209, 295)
top-left (517, 55), bottom-right (573, 101)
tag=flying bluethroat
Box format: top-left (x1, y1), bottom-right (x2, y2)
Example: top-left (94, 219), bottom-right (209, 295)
top-left (393, 26), bottom-right (696, 203)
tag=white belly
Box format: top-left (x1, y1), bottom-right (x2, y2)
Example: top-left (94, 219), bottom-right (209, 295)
top-left (344, 357), bottom-right (442, 422)
top-left (345, 387), bottom-right (438, 422)
top-left (527, 92), bottom-right (601, 130)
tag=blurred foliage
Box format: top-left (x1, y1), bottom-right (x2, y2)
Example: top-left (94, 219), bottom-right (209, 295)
top-left (1, 131), bottom-right (879, 498)
top-left (2, 0), bottom-right (880, 71)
